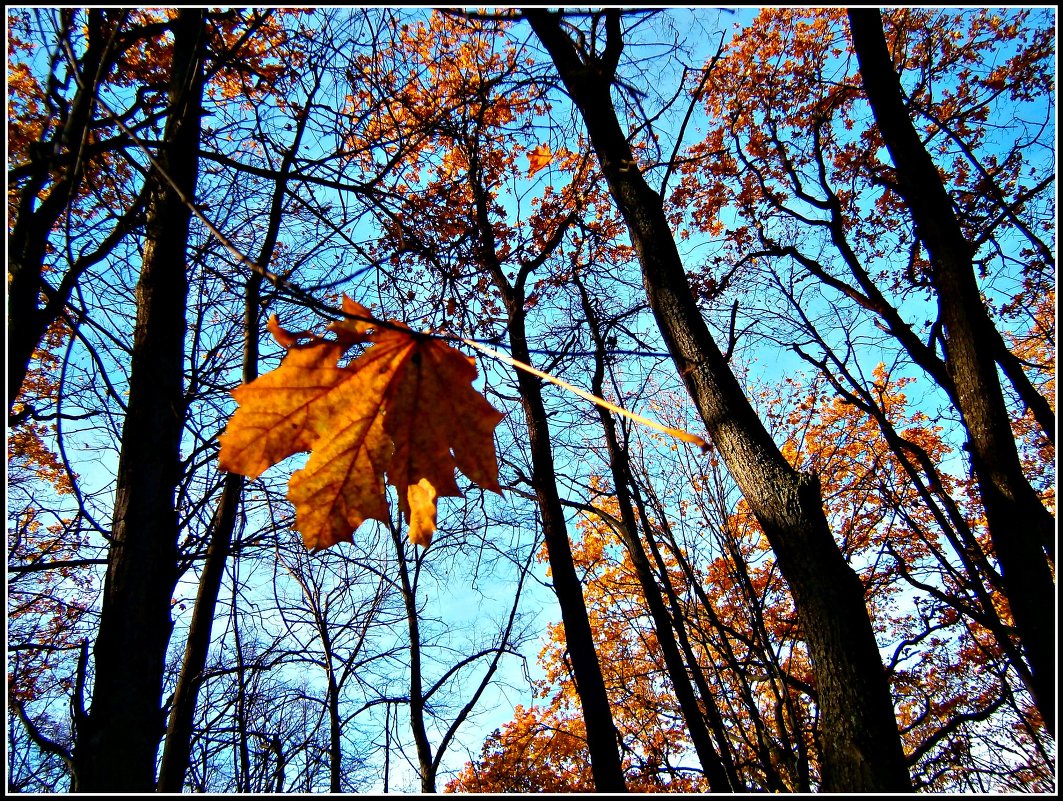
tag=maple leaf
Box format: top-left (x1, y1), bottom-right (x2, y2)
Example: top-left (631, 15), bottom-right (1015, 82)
top-left (527, 143), bottom-right (552, 176)
top-left (219, 297), bottom-right (504, 550)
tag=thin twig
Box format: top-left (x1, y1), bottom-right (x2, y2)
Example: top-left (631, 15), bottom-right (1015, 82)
top-left (461, 337), bottom-right (709, 452)
top-left (80, 40), bottom-right (707, 453)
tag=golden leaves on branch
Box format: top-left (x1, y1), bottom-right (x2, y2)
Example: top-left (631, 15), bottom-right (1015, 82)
top-left (219, 296), bottom-right (504, 550)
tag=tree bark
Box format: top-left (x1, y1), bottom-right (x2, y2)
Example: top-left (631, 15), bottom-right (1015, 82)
top-left (524, 9), bottom-right (912, 792)
top-left (470, 219), bottom-right (629, 792)
top-left (8, 10), bottom-right (121, 418)
top-left (155, 82), bottom-right (315, 792)
top-left (502, 305), bottom-right (629, 793)
top-left (233, 596), bottom-right (252, 793)
top-left (576, 277), bottom-right (738, 791)
top-left (154, 472), bottom-right (241, 792)
top-left (71, 9), bottom-right (205, 791)
top-left (639, 486), bottom-right (807, 792)
top-left (393, 530), bottom-right (436, 792)
top-left (6, 12), bottom-right (169, 423)
top-left (848, 8), bottom-right (1055, 736)
top-left (323, 624), bottom-right (344, 793)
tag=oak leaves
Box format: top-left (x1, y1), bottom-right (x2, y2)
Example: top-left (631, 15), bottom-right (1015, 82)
top-left (219, 297), bottom-right (504, 550)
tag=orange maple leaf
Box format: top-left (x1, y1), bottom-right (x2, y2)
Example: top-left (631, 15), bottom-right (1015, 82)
top-left (219, 297), bottom-right (504, 550)
top-left (527, 143), bottom-right (552, 176)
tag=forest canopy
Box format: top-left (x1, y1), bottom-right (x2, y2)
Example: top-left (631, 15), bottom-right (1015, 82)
top-left (6, 7), bottom-right (1056, 793)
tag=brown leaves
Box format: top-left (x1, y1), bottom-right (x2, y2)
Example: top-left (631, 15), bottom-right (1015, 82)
top-left (527, 143), bottom-right (553, 176)
top-left (219, 297), bottom-right (504, 550)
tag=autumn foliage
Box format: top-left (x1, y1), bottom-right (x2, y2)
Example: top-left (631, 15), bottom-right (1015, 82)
top-left (7, 6), bottom-right (1055, 794)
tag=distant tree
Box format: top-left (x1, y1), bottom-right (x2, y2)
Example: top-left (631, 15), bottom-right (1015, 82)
top-left (848, 8), bottom-right (1054, 733)
top-left (524, 8), bottom-right (911, 791)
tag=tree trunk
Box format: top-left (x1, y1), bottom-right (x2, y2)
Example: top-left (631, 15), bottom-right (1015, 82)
top-left (7, 10), bottom-right (124, 418)
top-left (501, 303), bottom-right (629, 792)
top-left (156, 83), bottom-right (315, 791)
top-left (525, 9), bottom-right (911, 792)
top-left (393, 530), bottom-right (436, 792)
top-left (576, 277), bottom-right (738, 791)
top-left (324, 629), bottom-right (343, 793)
top-left (71, 9), bottom-right (205, 791)
top-left (848, 8), bottom-right (1056, 736)
top-left (233, 598), bottom-right (252, 793)
top-left (155, 473), bottom-right (241, 792)
top-left (638, 487), bottom-right (806, 791)
top-left (464, 150), bottom-right (628, 790)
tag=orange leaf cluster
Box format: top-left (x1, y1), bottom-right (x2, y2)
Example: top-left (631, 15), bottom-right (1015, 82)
top-left (219, 297), bottom-right (504, 550)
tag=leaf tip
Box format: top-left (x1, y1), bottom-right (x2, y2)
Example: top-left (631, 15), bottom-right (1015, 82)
top-left (267, 315), bottom-right (300, 348)
top-left (406, 478), bottom-right (438, 548)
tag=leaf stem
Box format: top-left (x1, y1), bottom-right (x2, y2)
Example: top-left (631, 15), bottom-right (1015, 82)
top-left (461, 338), bottom-right (710, 453)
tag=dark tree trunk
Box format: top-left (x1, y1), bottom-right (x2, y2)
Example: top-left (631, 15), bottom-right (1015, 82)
top-left (154, 473), bottom-right (241, 792)
top-left (393, 530), bottom-right (436, 793)
top-left (524, 9), bottom-right (912, 792)
top-left (501, 304), bottom-right (629, 793)
top-left (233, 603), bottom-right (252, 793)
top-left (324, 629), bottom-right (344, 793)
top-left (848, 8), bottom-right (1056, 736)
top-left (465, 147), bottom-right (628, 791)
top-left (638, 487), bottom-right (808, 792)
top-left (155, 84), bottom-right (315, 791)
top-left (450, 128), bottom-right (629, 781)
top-left (576, 278), bottom-right (738, 791)
top-left (71, 9), bottom-right (205, 791)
